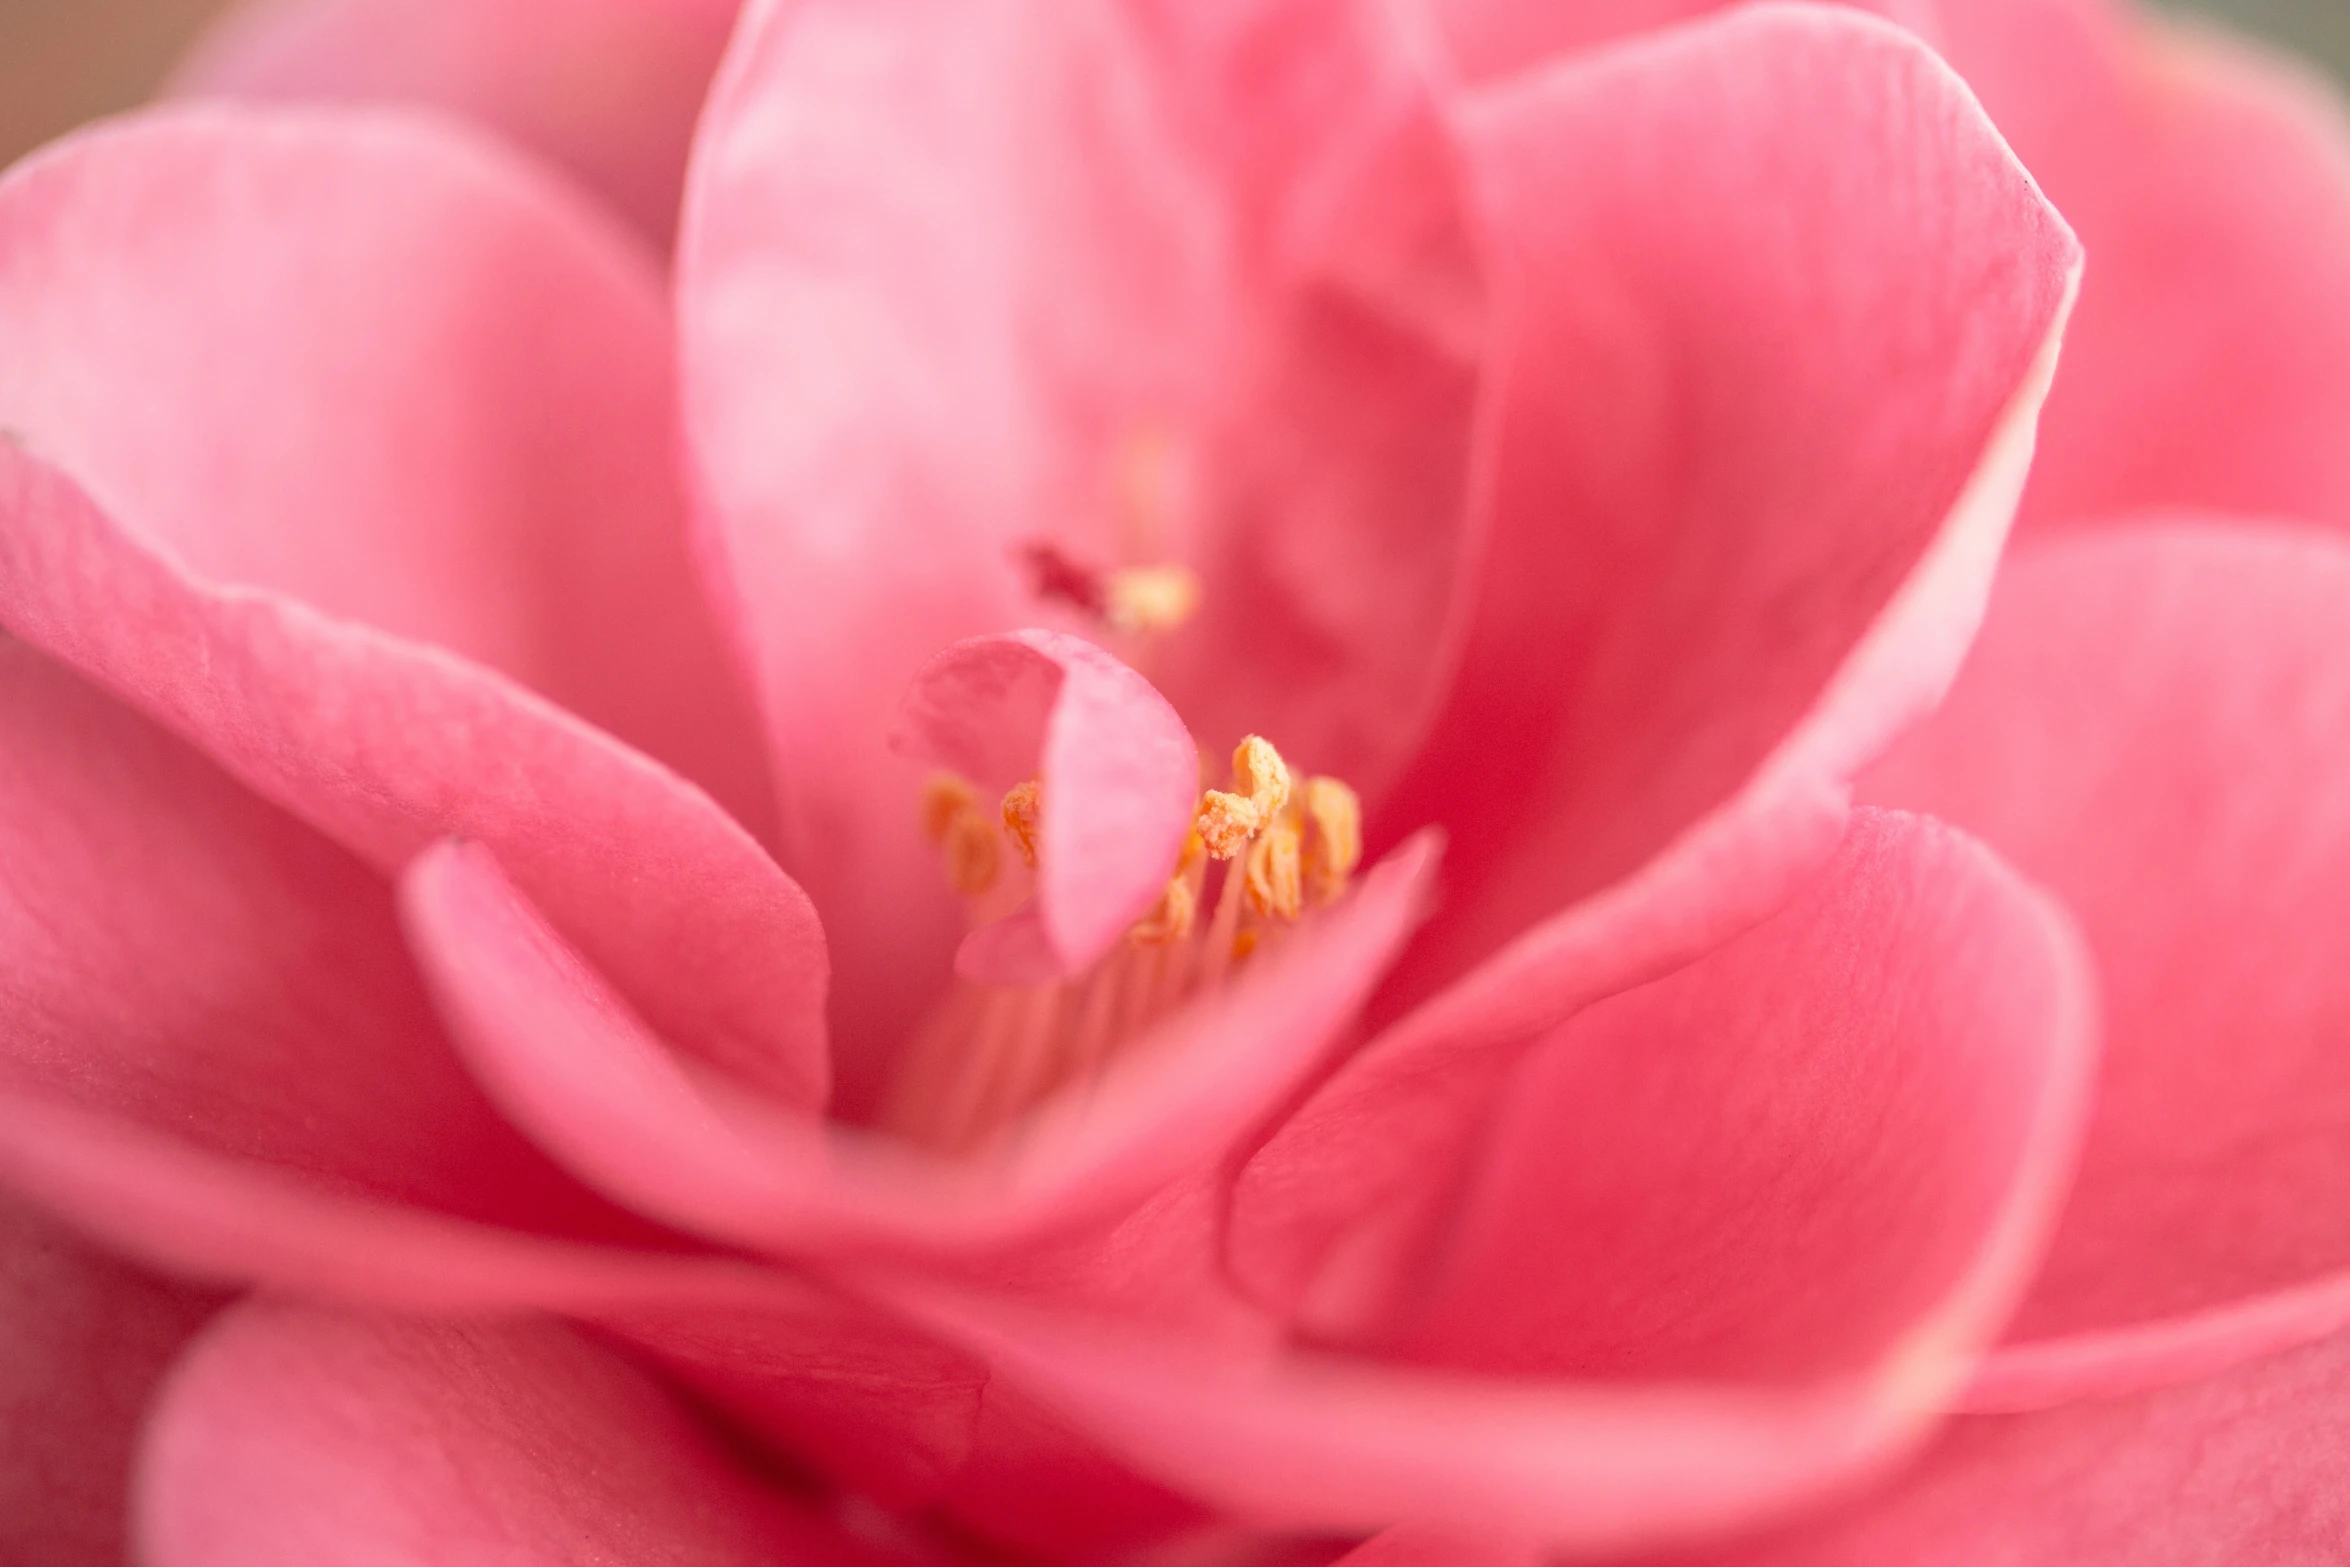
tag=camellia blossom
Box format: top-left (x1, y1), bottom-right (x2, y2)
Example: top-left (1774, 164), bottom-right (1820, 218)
top-left (3, 0), bottom-right (2350, 1562)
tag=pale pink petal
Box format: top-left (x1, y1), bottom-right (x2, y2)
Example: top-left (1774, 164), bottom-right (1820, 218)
top-left (0, 103), bottom-right (772, 842)
top-left (1651, 1329), bottom-right (2350, 1565)
top-left (894, 631), bottom-right (1198, 979)
top-left (171, 0), bottom-right (740, 247)
top-left (397, 833), bottom-right (1435, 1261)
top-left (1933, 0), bottom-right (2350, 536)
top-left (0, 157), bottom-right (828, 1105)
top-left (678, 0), bottom-right (1481, 1111)
top-left (1862, 521), bottom-right (2350, 1407)
top-left (1228, 3), bottom-right (2078, 1327)
top-left (0, 1195), bottom-right (217, 1567)
top-left (859, 808), bottom-right (2098, 1553)
top-left (137, 1301), bottom-right (891, 1567)
top-left (1423, 0), bottom-right (1935, 80)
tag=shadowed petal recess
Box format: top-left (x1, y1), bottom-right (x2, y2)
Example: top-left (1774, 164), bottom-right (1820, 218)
top-left (866, 808), bottom-right (2096, 1554)
top-left (137, 1302), bottom-right (895, 1567)
top-left (170, 0), bottom-right (742, 247)
top-left (679, 0), bottom-right (1485, 1111)
top-left (0, 1196), bottom-right (218, 1567)
top-left (0, 107), bottom-right (827, 1107)
top-left (1226, 2), bottom-right (2079, 1329)
top-left (1863, 521), bottom-right (2350, 1407)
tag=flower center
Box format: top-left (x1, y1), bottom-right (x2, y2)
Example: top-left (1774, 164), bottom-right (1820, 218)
top-left (880, 735), bottom-right (1362, 1154)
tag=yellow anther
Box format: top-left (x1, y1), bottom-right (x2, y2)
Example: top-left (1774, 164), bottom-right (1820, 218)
top-left (1131, 876), bottom-right (1198, 946)
top-left (1001, 779), bottom-right (1043, 869)
top-left (1231, 735), bottom-right (1292, 820)
top-left (1196, 791), bottom-right (1259, 860)
top-left (1230, 928), bottom-right (1261, 965)
top-left (1244, 819), bottom-right (1303, 922)
top-left (1299, 776), bottom-right (1363, 906)
top-left (921, 774), bottom-right (980, 845)
top-left (1103, 565), bottom-right (1202, 636)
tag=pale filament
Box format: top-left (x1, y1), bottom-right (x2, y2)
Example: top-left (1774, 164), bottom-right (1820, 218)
top-left (881, 736), bottom-right (1363, 1155)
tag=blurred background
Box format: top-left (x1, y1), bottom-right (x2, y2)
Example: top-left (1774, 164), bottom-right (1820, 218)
top-left (0, 0), bottom-right (2346, 171)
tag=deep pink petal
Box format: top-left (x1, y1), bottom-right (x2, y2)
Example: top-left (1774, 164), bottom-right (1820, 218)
top-left (1862, 520), bottom-right (2350, 1407)
top-left (1652, 1328), bottom-right (2350, 1565)
top-left (895, 631), bottom-right (1198, 978)
top-left (1226, 2), bottom-right (2079, 1330)
top-left (0, 1195), bottom-right (217, 1567)
top-left (137, 1301), bottom-right (891, 1567)
top-left (1933, 0), bottom-right (2350, 537)
top-left (856, 809), bottom-right (2098, 1553)
top-left (0, 103), bottom-right (772, 842)
top-left (398, 833), bottom-right (1435, 1261)
top-left (0, 335), bottom-right (825, 1109)
top-left (1374, 3), bottom-right (2079, 1013)
top-left (679, 0), bottom-right (1482, 1111)
top-left (170, 0), bottom-right (740, 247)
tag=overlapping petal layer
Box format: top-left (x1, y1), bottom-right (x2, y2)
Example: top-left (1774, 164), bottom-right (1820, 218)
top-left (679, 0), bottom-right (1482, 1109)
top-left (171, 0), bottom-right (741, 246)
top-left (137, 1302), bottom-right (890, 1567)
top-left (0, 107), bottom-right (827, 1106)
top-left (872, 808), bottom-right (2097, 1553)
top-left (1864, 521), bottom-right (2350, 1405)
top-left (1229, 2), bottom-right (2079, 1325)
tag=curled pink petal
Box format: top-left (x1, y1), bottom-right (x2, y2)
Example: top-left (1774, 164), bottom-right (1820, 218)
top-left (399, 833), bottom-right (1436, 1261)
top-left (138, 1301), bottom-right (893, 1567)
top-left (895, 630), bottom-right (1198, 978)
top-left (170, 0), bottom-right (741, 247)
top-left (872, 808), bottom-right (2096, 1553)
top-left (1228, 1), bottom-right (2079, 1331)
top-left (0, 1195), bottom-right (216, 1567)
top-left (0, 108), bottom-right (828, 1108)
top-left (1864, 520), bottom-right (2350, 1407)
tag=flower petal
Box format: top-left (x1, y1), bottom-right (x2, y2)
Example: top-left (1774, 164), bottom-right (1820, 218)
top-left (137, 1301), bottom-right (888, 1567)
top-left (170, 0), bottom-right (740, 247)
top-left (397, 832), bottom-right (1436, 1261)
top-left (0, 109), bottom-right (827, 1108)
top-left (1422, 0), bottom-right (1932, 80)
top-left (678, 0), bottom-right (1482, 1110)
top-left (1229, 1), bottom-right (2079, 1329)
top-left (1934, 0), bottom-right (2350, 536)
top-left (866, 810), bottom-right (2093, 1553)
top-left (894, 630), bottom-right (1198, 979)
top-left (0, 1195), bottom-right (216, 1567)
top-left (1863, 520), bottom-right (2350, 1408)
top-left (1658, 1328), bottom-right (2350, 1566)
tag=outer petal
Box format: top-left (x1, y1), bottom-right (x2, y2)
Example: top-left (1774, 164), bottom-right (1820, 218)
top-left (1421, 0), bottom-right (1932, 79)
top-left (0, 109), bottom-right (825, 1107)
top-left (1229, 3), bottom-right (2078, 1325)
top-left (397, 833), bottom-right (1437, 1262)
top-left (170, 0), bottom-right (740, 247)
top-left (864, 808), bottom-right (2098, 1553)
top-left (137, 1301), bottom-right (890, 1567)
top-left (1933, 0), bottom-right (2350, 537)
top-left (0, 1195), bottom-right (217, 1567)
top-left (1653, 1328), bottom-right (2350, 1565)
top-left (894, 631), bottom-right (1198, 980)
top-left (1861, 521), bottom-right (2350, 1407)
top-left (679, 0), bottom-right (1482, 1110)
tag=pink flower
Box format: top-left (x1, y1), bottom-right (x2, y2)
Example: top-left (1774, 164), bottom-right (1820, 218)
top-left (1, 0), bottom-right (2343, 1561)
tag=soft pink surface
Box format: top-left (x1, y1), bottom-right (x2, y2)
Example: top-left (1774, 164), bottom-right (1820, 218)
top-left (137, 1301), bottom-right (892, 1567)
top-left (0, 1196), bottom-right (217, 1567)
top-left (1862, 521), bottom-right (2350, 1404)
top-left (868, 809), bottom-right (2096, 1552)
top-left (678, 0), bottom-right (1482, 1112)
top-left (398, 831), bottom-right (1436, 1261)
top-left (893, 631), bottom-right (1198, 981)
top-left (171, 0), bottom-right (741, 246)
top-left (1227, 3), bottom-right (2078, 1331)
top-left (1648, 1328), bottom-right (2350, 1564)
top-left (0, 109), bottom-right (828, 1109)
top-left (1934, 0), bottom-right (2350, 538)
